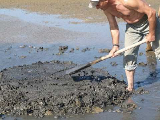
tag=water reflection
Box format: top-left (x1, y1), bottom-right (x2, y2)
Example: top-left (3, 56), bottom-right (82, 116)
top-left (121, 97), bottom-right (136, 120)
top-left (155, 110), bottom-right (160, 120)
top-left (146, 51), bottom-right (157, 73)
top-left (135, 50), bottom-right (159, 88)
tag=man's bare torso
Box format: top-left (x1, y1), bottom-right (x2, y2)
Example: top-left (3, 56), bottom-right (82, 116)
top-left (107, 0), bottom-right (146, 23)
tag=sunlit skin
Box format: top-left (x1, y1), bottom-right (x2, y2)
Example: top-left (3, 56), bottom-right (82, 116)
top-left (96, 0), bottom-right (157, 91)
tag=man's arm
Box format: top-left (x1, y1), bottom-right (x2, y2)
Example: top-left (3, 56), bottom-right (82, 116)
top-left (121, 0), bottom-right (157, 42)
top-left (104, 11), bottom-right (120, 56)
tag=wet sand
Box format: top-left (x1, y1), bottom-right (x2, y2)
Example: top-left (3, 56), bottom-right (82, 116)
top-left (0, 0), bottom-right (159, 23)
top-left (0, 15), bottom-right (85, 44)
top-left (0, 0), bottom-right (160, 120)
top-left (0, 0), bottom-right (105, 23)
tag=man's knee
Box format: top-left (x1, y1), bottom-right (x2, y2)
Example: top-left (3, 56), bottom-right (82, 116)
top-left (123, 55), bottom-right (138, 71)
top-left (124, 65), bottom-right (137, 71)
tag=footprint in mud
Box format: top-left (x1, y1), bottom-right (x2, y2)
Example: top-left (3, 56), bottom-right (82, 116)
top-left (110, 61), bottom-right (118, 66)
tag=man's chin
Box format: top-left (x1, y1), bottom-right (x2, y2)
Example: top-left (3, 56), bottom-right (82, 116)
top-left (101, 7), bottom-right (108, 11)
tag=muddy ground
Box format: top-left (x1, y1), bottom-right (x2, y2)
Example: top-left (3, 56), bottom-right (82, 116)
top-left (0, 60), bottom-right (132, 118)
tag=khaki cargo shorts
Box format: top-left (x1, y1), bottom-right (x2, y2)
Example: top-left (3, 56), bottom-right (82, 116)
top-left (123, 14), bottom-right (160, 70)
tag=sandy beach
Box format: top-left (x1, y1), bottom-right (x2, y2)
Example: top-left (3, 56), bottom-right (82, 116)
top-left (0, 0), bottom-right (159, 23)
top-left (0, 0), bottom-right (105, 23)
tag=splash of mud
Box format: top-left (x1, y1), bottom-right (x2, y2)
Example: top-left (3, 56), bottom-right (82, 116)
top-left (0, 60), bottom-right (131, 118)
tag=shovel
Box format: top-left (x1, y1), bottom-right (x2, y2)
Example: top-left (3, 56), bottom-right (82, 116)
top-left (66, 39), bottom-right (146, 75)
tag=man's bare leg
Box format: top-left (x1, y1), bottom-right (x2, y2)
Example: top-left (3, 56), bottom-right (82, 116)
top-left (125, 70), bottom-right (135, 91)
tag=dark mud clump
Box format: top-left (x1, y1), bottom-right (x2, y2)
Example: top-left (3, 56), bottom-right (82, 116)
top-left (99, 48), bottom-right (111, 53)
top-left (81, 47), bottom-right (91, 52)
top-left (110, 62), bottom-right (118, 66)
top-left (0, 60), bottom-right (131, 118)
top-left (138, 62), bottom-right (147, 67)
top-left (56, 46), bottom-right (69, 55)
top-left (59, 46), bottom-right (68, 52)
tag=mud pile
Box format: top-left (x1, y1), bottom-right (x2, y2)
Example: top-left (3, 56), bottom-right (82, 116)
top-left (0, 60), bottom-right (131, 118)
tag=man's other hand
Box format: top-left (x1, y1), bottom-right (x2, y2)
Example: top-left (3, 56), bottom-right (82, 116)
top-left (146, 33), bottom-right (155, 43)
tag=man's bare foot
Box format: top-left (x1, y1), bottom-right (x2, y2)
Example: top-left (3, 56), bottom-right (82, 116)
top-left (126, 87), bottom-right (134, 92)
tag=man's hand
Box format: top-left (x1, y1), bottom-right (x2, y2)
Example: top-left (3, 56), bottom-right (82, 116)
top-left (145, 33), bottom-right (155, 43)
top-left (109, 46), bottom-right (119, 57)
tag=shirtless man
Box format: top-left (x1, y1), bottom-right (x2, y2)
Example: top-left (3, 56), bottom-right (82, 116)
top-left (94, 0), bottom-right (160, 91)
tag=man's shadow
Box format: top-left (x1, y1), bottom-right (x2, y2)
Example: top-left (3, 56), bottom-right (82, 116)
top-left (134, 71), bottom-right (160, 89)
top-left (72, 75), bottom-right (114, 82)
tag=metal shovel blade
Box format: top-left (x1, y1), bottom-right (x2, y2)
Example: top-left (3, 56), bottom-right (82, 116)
top-left (66, 63), bottom-right (91, 75)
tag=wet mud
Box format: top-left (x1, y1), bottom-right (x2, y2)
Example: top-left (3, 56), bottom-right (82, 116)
top-left (0, 60), bottom-right (131, 118)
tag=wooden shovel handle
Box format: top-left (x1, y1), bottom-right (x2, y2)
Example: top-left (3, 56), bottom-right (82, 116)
top-left (115, 39), bottom-right (146, 54)
top-left (90, 38), bottom-right (146, 65)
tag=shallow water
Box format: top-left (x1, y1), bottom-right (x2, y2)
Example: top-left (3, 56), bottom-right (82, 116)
top-left (0, 8), bottom-right (160, 120)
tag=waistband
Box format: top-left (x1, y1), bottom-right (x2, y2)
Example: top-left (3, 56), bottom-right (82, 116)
top-left (130, 14), bottom-right (148, 26)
